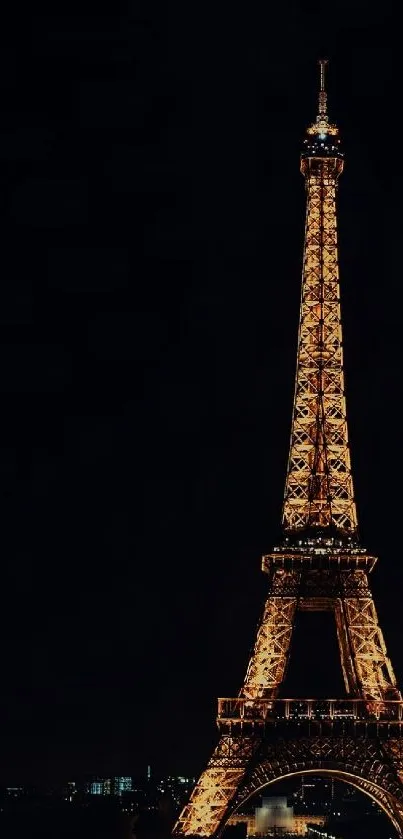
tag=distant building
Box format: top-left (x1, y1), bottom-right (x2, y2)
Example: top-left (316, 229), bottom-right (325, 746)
top-left (103, 779), bottom-right (112, 795)
top-left (228, 796), bottom-right (326, 836)
top-left (63, 781), bottom-right (76, 802)
top-left (6, 788), bottom-right (24, 799)
top-left (114, 777), bottom-right (132, 796)
top-left (255, 796), bottom-right (294, 835)
top-left (89, 781), bottom-right (103, 795)
top-left (86, 777), bottom-right (132, 797)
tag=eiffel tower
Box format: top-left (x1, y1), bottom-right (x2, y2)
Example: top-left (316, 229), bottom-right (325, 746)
top-left (172, 61), bottom-right (403, 838)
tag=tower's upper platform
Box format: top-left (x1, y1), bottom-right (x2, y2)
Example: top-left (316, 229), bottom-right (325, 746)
top-left (301, 59), bottom-right (344, 164)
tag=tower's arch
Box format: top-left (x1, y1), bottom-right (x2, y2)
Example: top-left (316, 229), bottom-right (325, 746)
top-left (227, 765), bottom-right (403, 838)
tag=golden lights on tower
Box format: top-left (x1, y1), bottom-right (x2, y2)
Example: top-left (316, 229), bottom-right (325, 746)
top-left (172, 62), bottom-right (403, 839)
top-left (282, 58), bottom-right (357, 536)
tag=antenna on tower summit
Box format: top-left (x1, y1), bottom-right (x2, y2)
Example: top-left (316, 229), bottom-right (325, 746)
top-left (318, 58), bottom-right (328, 116)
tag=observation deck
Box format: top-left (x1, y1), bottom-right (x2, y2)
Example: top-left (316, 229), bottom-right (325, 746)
top-left (217, 698), bottom-right (403, 737)
top-left (262, 535), bottom-right (377, 575)
top-left (301, 131), bottom-right (344, 162)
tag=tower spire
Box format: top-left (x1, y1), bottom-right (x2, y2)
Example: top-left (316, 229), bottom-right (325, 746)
top-left (307, 58), bottom-right (338, 138)
top-left (318, 58), bottom-right (328, 116)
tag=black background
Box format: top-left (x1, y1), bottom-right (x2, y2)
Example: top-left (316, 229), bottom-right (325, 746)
top-left (1, 1), bottom-right (403, 787)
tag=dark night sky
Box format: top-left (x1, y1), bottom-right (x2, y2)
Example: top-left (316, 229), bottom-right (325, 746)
top-left (1, 1), bottom-right (403, 787)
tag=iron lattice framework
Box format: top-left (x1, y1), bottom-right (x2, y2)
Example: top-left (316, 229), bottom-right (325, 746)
top-left (172, 61), bottom-right (403, 838)
top-left (282, 151), bottom-right (356, 534)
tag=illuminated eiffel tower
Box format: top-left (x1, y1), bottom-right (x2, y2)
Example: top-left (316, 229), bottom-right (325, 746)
top-left (172, 61), bottom-right (403, 838)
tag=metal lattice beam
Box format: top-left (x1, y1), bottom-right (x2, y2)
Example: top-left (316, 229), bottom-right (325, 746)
top-left (172, 737), bottom-right (256, 837)
top-left (282, 154), bottom-right (357, 534)
top-left (339, 570), bottom-right (399, 700)
top-left (242, 570), bottom-right (300, 699)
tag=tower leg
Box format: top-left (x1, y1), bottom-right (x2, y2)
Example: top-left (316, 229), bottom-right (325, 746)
top-left (173, 570), bottom-right (300, 836)
top-left (338, 571), bottom-right (400, 701)
top-left (172, 735), bottom-right (258, 837)
top-left (242, 570), bottom-right (300, 699)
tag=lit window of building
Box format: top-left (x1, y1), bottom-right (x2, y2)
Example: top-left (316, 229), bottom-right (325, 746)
top-left (90, 782), bottom-right (103, 795)
top-left (114, 777), bottom-right (132, 796)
